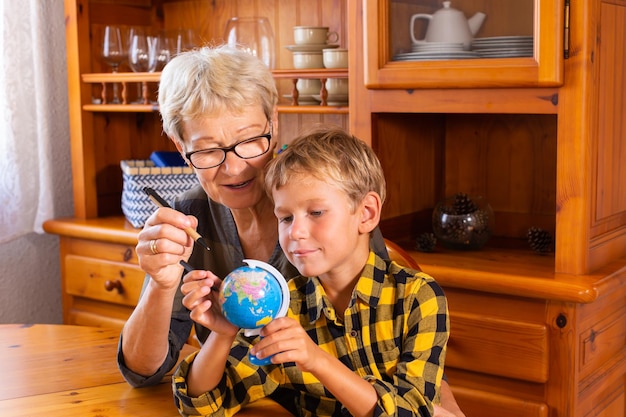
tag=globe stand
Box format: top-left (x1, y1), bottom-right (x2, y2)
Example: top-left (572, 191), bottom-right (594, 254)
top-left (220, 259), bottom-right (290, 366)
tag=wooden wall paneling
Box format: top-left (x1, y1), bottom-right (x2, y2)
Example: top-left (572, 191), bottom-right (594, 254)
top-left (372, 114), bottom-right (444, 220)
top-left (277, 113), bottom-right (347, 149)
top-left (443, 114), bottom-right (557, 239)
top-left (161, 1), bottom-right (231, 45)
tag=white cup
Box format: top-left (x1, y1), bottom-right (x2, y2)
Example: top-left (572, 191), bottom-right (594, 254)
top-left (325, 78), bottom-right (348, 96)
top-left (296, 78), bottom-right (322, 95)
top-left (293, 26), bottom-right (339, 45)
top-left (323, 48), bottom-right (348, 68)
top-left (292, 51), bottom-right (324, 69)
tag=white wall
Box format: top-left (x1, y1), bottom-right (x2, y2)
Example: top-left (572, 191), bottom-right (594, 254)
top-left (0, 1), bottom-right (72, 324)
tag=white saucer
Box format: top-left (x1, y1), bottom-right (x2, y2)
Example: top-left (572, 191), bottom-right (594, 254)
top-left (286, 44), bottom-right (340, 53)
top-left (312, 94), bottom-right (348, 106)
top-left (283, 94), bottom-right (318, 105)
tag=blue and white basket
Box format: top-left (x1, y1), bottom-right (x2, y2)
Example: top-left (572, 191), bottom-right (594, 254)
top-left (121, 160), bottom-right (197, 228)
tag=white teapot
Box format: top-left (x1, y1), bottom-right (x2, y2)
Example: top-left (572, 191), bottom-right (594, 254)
top-left (410, 1), bottom-right (486, 50)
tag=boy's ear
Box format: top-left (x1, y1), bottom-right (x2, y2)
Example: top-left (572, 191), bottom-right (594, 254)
top-left (358, 191), bottom-right (382, 235)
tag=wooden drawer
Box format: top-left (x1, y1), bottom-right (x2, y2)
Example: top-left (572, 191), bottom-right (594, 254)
top-left (446, 312), bottom-right (549, 382)
top-left (64, 238), bottom-right (139, 264)
top-left (453, 386), bottom-right (548, 417)
top-left (65, 254), bottom-right (145, 307)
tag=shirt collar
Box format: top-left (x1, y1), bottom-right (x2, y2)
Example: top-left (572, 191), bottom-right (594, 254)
top-left (303, 251), bottom-right (389, 323)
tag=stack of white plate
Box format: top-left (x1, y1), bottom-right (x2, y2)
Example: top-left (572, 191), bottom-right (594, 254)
top-left (394, 42), bottom-right (478, 61)
top-left (472, 36), bottom-right (534, 58)
top-left (411, 42), bottom-right (465, 53)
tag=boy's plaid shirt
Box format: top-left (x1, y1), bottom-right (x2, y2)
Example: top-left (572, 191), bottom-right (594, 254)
top-left (173, 251), bottom-right (449, 417)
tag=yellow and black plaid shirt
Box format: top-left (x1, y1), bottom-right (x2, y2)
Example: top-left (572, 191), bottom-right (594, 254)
top-left (173, 251), bottom-right (449, 417)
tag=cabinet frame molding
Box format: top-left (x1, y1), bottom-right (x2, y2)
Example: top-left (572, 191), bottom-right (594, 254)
top-left (363, 0), bottom-right (565, 89)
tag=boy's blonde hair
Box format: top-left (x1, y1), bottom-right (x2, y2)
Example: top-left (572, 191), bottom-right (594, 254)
top-left (265, 127), bottom-right (386, 210)
top-left (158, 45), bottom-right (278, 147)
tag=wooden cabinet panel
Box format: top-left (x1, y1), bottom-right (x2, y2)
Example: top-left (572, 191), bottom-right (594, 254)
top-left (65, 254), bottom-right (144, 307)
top-left (580, 380), bottom-right (626, 417)
top-left (579, 305), bottom-right (626, 380)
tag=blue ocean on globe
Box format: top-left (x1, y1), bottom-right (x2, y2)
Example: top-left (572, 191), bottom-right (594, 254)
top-left (219, 265), bottom-right (284, 330)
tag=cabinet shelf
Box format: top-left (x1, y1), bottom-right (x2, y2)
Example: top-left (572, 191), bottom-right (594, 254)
top-left (81, 69), bottom-right (349, 112)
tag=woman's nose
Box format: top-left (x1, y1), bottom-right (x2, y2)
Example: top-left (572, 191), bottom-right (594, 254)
top-left (221, 150), bottom-right (247, 174)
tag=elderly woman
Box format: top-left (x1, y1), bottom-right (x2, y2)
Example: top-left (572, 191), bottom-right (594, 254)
top-left (117, 45), bottom-right (464, 417)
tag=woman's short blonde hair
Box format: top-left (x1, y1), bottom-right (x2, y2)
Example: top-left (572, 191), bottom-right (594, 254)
top-left (158, 45), bottom-right (278, 146)
top-left (265, 127), bottom-right (386, 210)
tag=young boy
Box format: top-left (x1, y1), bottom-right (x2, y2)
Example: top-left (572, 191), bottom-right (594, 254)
top-left (174, 127), bottom-right (449, 417)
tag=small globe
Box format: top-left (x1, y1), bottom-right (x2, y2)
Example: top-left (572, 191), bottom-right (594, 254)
top-left (219, 260), bottom-right (288, 331)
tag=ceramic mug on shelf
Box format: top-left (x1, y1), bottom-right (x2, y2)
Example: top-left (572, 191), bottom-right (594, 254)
top-left (293, 26), bottom-right (339, 45)
top-left (325, 78), bottom-right (348, 96)
top-left (292, 51), bottom-right (324, 69)
top-left (296, 78), bottom-right (322, 95)
top-left (323, 48), bottom-right (348, 68)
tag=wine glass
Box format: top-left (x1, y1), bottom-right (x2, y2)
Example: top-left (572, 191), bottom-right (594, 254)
top-left (223, 17), bottom-right (275, 69)
top-left (128, 29), bottom-right (158, 104)
top-left (154, 32), bottom-right (172, 71)
top-left (101, 25), bottom-right (126, 104)
top-left (128, 30), bottom-right (157, 73)
top-left (169, 28), bottom-right (197, 56)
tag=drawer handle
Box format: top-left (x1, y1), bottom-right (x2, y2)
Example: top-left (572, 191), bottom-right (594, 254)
top-left (104, 280), bottom-right (124, 294)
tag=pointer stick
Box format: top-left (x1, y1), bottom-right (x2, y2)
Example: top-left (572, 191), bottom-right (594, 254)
top-left (143, 186), bottom-right (211, 252)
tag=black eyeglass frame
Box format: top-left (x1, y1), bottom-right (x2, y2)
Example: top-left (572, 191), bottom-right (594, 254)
top-left (184, 121), bottom-right (273, 169)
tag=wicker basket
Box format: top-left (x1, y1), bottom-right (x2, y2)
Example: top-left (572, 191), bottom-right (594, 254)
top-left (120, 160), bottom-right (197, 228)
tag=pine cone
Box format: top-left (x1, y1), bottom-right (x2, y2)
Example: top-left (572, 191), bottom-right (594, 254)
top-left (453, 192), bottom-right (478, 215)
top-left (416, 232), bottom-right (437, 252)
top-left (527, 227), bottom-right (554, 254)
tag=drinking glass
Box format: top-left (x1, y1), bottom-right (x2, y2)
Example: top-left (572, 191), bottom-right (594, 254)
top-left (127, 29), bottom-right (158, 104)
top-left (128, 30), bottom-right (157, 73)
top-left (154, 32), bottom-right (172, 71)
top-left (223, 17), bottom-right (275, 69)
top-left (101, 25), bottom-right (126, 103)
top-left (169, 28), bottom-right (197, 56)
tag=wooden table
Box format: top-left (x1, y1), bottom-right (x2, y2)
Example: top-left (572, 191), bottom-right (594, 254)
top-left (0, 324), bottom-right (293, 416)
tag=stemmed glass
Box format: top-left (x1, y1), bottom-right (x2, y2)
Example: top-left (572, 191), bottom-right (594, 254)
top-left (101, 25), bottom-right (126, 104)
top-left (154, 32), bottom-right (172, 71)
top-left (128, 29), bottom-right (158, 104)
top-left (169, 28), bottom-right (196, 56)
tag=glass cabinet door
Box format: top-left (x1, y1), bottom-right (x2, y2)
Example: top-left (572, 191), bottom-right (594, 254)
top-left (364, 0), bottom-right (564, 88)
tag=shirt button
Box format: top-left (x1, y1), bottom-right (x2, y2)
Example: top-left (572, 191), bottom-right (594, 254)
top-left (350, 330), bottom-right (358, 337)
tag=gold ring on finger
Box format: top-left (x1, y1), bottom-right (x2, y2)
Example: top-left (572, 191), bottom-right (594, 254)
top-left (150, 239), bottom-right (159, 255)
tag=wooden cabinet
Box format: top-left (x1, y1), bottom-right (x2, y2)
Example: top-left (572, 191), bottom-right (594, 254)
top-left (44, 217), bottom-right (144, 331)
top-left (349, 0), bottom-right (626, 416)
top-left (47, 0), bottom-right (352, 328)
